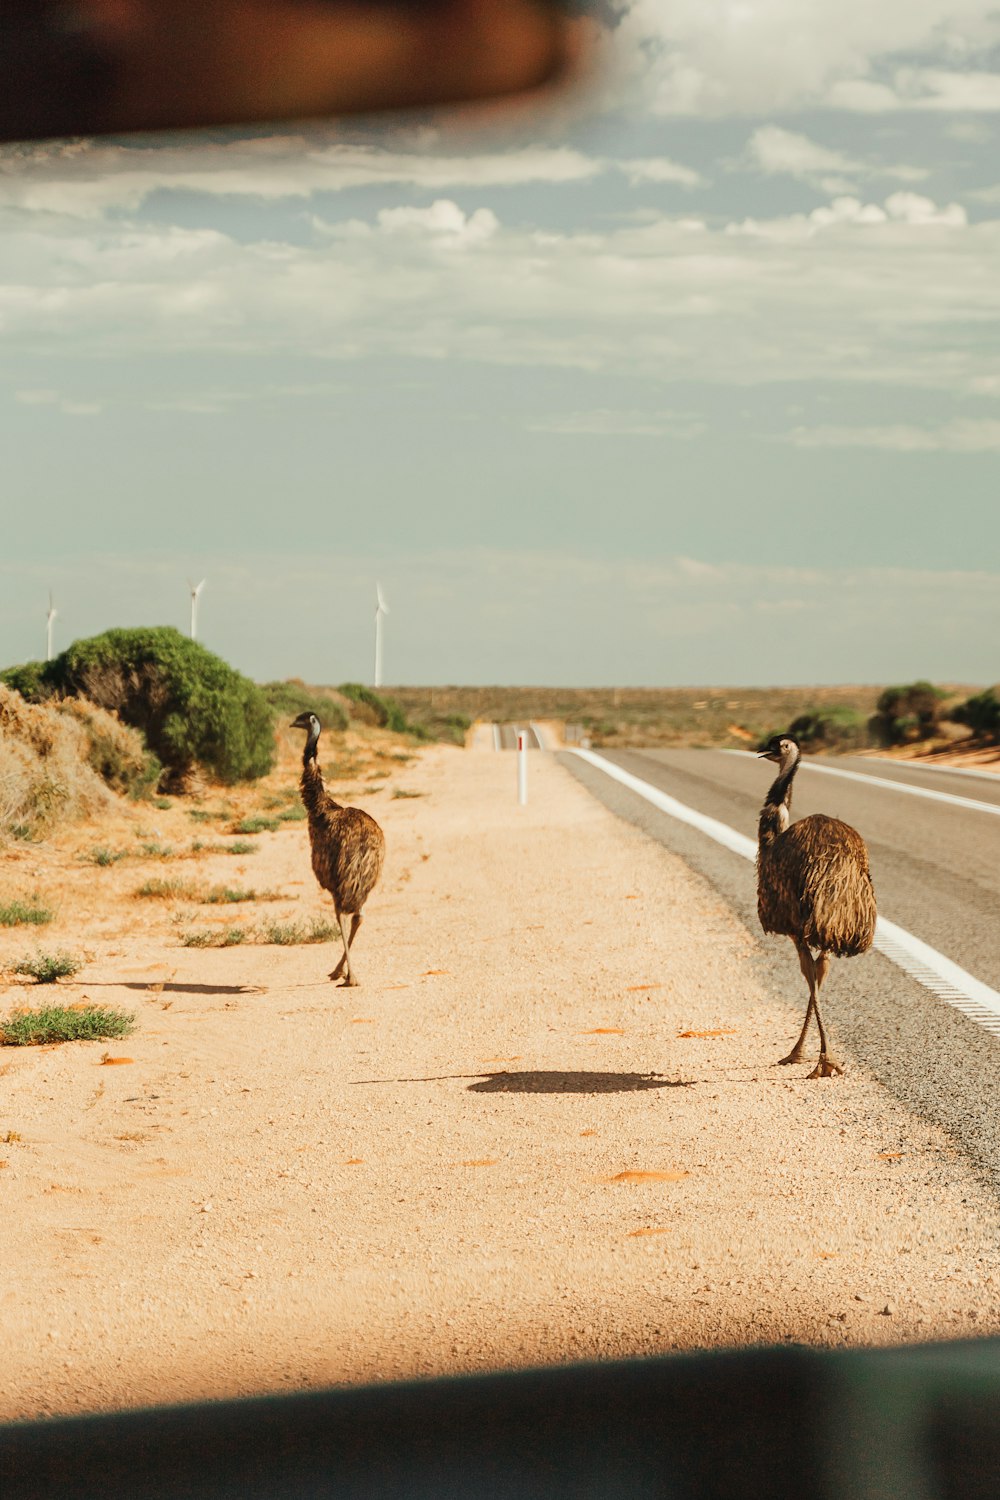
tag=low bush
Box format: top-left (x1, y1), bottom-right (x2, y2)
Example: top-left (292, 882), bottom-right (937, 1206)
top-left (783, 707), bottom-right (871, 753)
top-left (234, 816), bottom-right (280, 834)
top-left (870, 681), bottom-right (947, 746)
top-left (261, 680), bottom-right (349, 732)
top-left (1, 1004), bottom-right (134, 1046)
top-left (4, 627), bottom-right (275, 785)
top-left (13, 952), bottom-right (82, 983)
top-left (953, 688), bottom-right (1000, 742)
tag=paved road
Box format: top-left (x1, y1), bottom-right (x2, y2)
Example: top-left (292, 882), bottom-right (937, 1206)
top-left (560, 746), bottom-right (1000, 1188)
top-left (493, 723), bottom-right (543, 750)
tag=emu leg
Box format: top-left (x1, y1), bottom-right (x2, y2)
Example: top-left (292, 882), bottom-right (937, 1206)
top-left (807, 952), bottom-right (843, 1079)
top-left (777, 943), bottom-right (816, 1065)
top-left (329, 911), bottom-right (362, 985)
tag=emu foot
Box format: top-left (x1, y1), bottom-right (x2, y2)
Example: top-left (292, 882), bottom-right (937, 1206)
top-left (776, 1047), bottom-right (805, 1066)
top-left (807, 1054), bottom-right (843, 1080)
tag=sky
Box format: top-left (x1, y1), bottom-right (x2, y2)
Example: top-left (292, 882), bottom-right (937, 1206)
top-left (1, 1), bottom-right (999, 689)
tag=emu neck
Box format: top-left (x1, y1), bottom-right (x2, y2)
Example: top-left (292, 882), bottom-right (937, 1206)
top-left (300, 732), bottom-right (340, 817)
top-left (758, 758), bottom-right (798, 849)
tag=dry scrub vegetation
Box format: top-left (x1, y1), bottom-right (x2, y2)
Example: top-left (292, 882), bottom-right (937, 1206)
top-left (0, 706), bottom-right (417, 1016)
top-left (0, 684), bottom-right (154, 844)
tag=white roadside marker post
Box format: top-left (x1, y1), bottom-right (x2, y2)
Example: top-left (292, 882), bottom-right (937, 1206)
top-left (517, 730), bottom-right (528, 806)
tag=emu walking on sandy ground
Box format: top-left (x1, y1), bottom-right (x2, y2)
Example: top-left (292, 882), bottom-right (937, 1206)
top-left (291, 712), bottom-right (385, 986)
top-left (757, 733), bottom-right (876, 1079)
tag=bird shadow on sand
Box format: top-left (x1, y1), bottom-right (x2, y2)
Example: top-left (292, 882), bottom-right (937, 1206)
top-left (353, 1070), bottom-right (693, 1095)
top-left (116, 981), bottom-right (267, 996)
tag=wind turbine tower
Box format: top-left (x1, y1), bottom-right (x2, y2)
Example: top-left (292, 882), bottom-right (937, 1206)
top-left (188, 578), bottom-right (206, 641)
top-left (374, 583), bottom-right (389, 689)
top-left (46, 592), bottom-right (57, 662)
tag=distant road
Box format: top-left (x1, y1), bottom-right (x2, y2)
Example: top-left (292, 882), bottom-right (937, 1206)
top-left (560, 746), bottom-right (1000, 1184)
top-left (492, 723), bottom-right (543, 751)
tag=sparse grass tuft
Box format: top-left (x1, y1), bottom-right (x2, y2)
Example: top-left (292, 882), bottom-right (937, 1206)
top-left (153, 797), bottom-right (173, 811)
top-left (277, 805), bottom-right (306, 822)
top-left (233, 816), bottom-right (280, 835)
top-left (12, 951), bottom-right (83, 983)
top-left (260, 916), bottom-right (337, 946)
top-left (201, 886), bottom-right (280, 904)
top-left (181, 926), bottom-right (249, 948)
top-left (87, 846), bottom-right (127, 867)
top-left (139, 842), bottom-right (174, 859)
top-left (2, 1003), bottom-right (134, 1046)
top-left (134, 878), bottom-right (194, 900)
top-left (391, 788), bottom-right (424, 799)
top-left (0, 899), bottom-right (53, 927)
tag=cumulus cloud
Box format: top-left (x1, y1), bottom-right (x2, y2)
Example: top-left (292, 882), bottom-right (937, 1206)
top-left (743, 126), bottom-right (928, 193)
top-left (606, 0), bottom-right (1000, 117)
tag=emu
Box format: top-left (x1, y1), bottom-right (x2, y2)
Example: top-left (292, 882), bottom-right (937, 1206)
top-left (291, 711), bottom-right (385, 986)
top-left (757, 733), bottom-right (876, 1079)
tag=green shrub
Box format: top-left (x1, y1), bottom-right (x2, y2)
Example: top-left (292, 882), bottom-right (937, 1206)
top-left (0, 899), bottom-right (53, 927)
top-left (338, 682), bottom-right (425, 736)
top-left (181, 926), bottom-right (248, 948)
top-left (260, 917), bottom-right (337, 945)
top-left (13, 952), bottom-right (82, 983)
top-left (261, 680), bottom-right (349, 732)
top-left (870, 681), bottom-right (946, 746)
top-left (784, 707), bottom-right (871, 753)
top-left (953, 688), bottom-right (1000, 742)
top-left (234, 816), bottom-right (280, 834)
top-left (5, 627), bottom-right (275, 785)
top-left (2, 1004), bottom-right (134, 1046)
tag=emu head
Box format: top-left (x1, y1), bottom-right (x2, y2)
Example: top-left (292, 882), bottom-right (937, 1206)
top-left (758, 732), bottom-right (800, 767)
top-left (291, 711), bottom-right (321, 741)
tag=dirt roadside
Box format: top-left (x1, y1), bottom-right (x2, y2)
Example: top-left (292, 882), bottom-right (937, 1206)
top-left (2, 743), bottom-right (999, 1422)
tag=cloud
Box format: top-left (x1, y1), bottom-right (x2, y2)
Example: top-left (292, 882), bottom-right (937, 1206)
top-left (743, 126), bottom-right (928, 193)
top-left (527, 408), bottom-right (707, 437)
top-left (783, 418), bottom-right (1000, 451)
top-left (606, 0), bottom-right (1000, 117)
top-left (0, 179), bottom-right (996, 393)
top-left (617, 157), bottom-right (705, 187)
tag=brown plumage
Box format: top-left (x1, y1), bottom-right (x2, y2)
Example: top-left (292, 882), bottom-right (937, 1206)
top-left (291, 712), bottom-right (385, 986)
top-left (756, 733), bottom-right (876, 1078)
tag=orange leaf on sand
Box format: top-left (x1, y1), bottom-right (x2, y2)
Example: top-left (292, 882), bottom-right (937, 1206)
top-left (461, 1158), bottom-right (498, 1167)
top-left (423, 969), bottom-right (449, 976)
top-left (676, 1028), bottom-right (738, 1039)
top-left (604, 1170), bottom-right (689, 1184)
top-left (815, 1251), bottom-right (838, 1259)
top-left (344, 1158), bottom-right (364, 1166)
top-left (384, 984), bottom-right (410, 991)
top-left (480, 1056), bottom-right (522, 1064)
top-left (877, 1152), bottom-right (905, 1160)
top-left (628, 1227), bottom-right (672, 1237)
top-left (581, 1027), bottom-right (625, 1035)
top-left (580, 1130), bottom-right (598, 1138)
top-left (350, 1018), bottom-right (375, 1024)
top-left (100, 1057), bottom-right (134, 1066)
top-left (627, 984), bottom-right (663, 992)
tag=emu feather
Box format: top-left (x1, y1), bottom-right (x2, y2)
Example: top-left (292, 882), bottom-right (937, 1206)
top-left (291, 712), bottom-right (385, 986)
top-left (756, 734), bottom-right (876, 1078)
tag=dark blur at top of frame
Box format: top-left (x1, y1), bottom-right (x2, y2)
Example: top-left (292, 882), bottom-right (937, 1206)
top-left (0, 0), bottom-right (593, 145)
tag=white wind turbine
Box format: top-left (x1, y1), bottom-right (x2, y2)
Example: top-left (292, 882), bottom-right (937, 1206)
top-left (188, 578), bottom-right (206, 641)
top-left (46, 591), bottom-right (57, 661)
top-left (374, 582), bottom-right (389, 688)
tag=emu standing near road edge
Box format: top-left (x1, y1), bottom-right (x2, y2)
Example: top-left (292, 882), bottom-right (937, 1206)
top-left (291, 712), bottom-right (385, 986)
top-left (757, 733), bottom-right (876, 1078)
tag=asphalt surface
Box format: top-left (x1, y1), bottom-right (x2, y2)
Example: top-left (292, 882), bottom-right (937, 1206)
top-left (560, 747), bottom-right (1000, 1193)
top-left (495, 723), bottom-right (543, 750)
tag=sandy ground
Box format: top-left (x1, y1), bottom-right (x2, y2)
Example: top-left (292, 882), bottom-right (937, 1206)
top-left (2, 740), bottom-right (1000, 1424)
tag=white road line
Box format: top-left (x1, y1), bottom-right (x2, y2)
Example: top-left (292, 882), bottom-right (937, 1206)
top-left (724, 749), bottom-right (1000, 818)
top-left (568, 747), bottom-right (1000, 1037)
